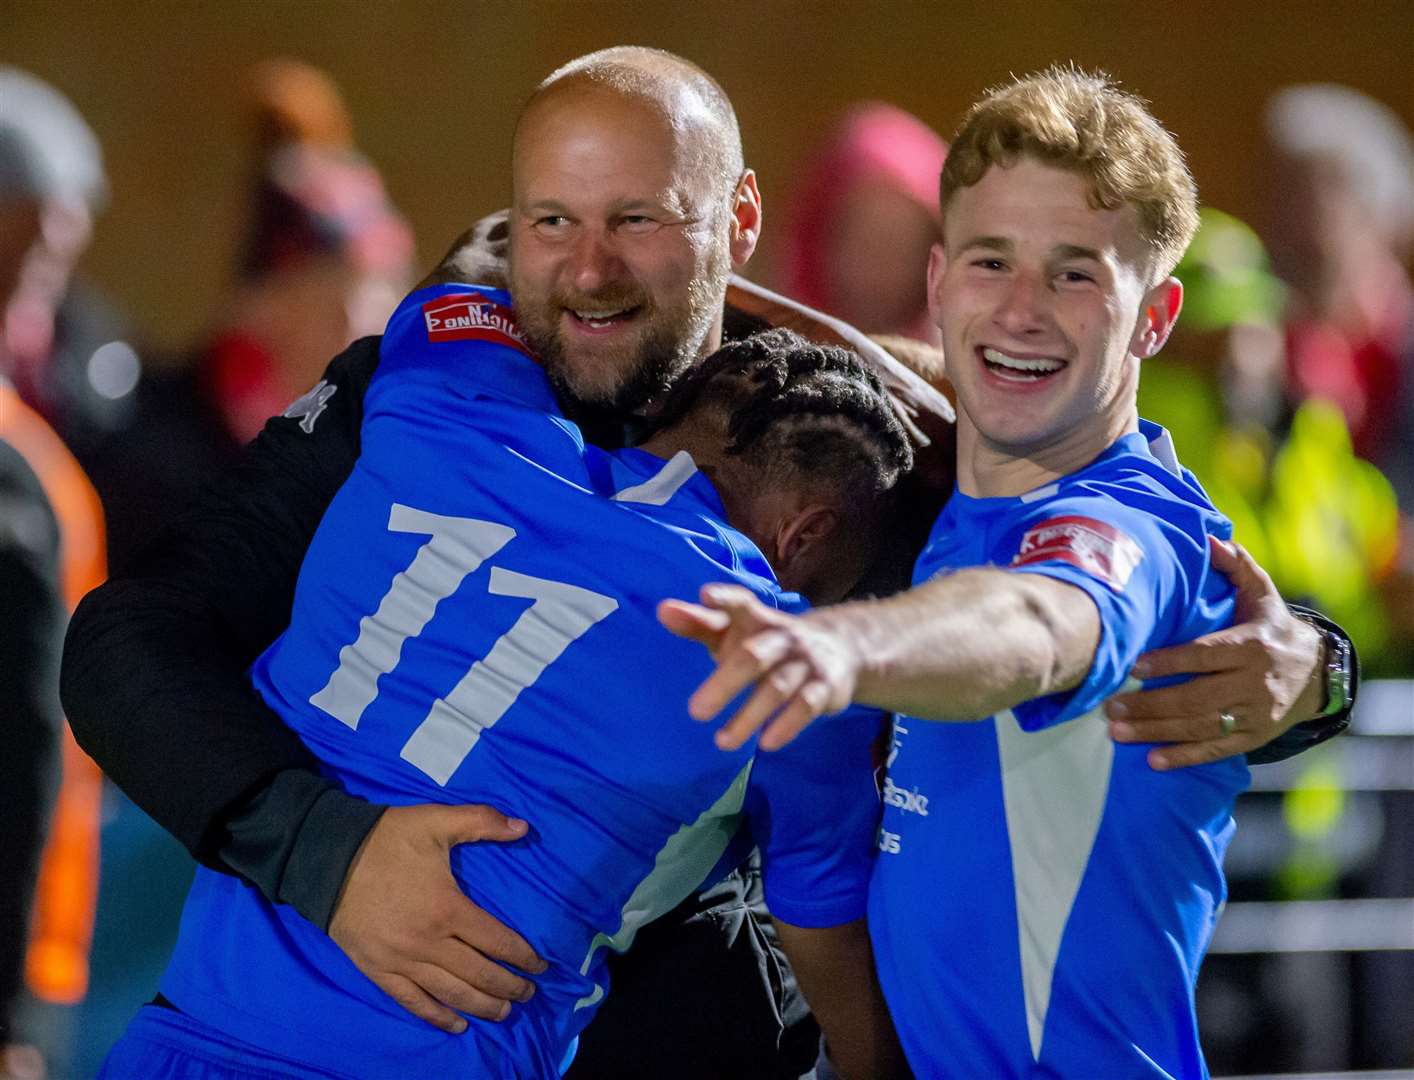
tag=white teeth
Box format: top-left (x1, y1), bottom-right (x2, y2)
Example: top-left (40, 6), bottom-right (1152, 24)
top-left (982, 347), bottom-right (1064, 374)
top-left (573, 309), bottom-right (628, 323)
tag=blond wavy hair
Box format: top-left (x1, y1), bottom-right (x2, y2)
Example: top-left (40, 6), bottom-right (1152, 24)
top-left (941, 66), bottom-right (1199, 279)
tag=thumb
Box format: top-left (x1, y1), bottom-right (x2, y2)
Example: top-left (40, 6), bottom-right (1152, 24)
top-left (1209, 535), bottom-right (1266, 589)
top-left (432, 803), bottom-right (530, 847)
top-left (1208, 535), bottom-right (1277, 617)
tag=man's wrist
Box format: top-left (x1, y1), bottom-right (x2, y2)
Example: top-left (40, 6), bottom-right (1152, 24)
top-left (809, 604), bottom-right (877, 705)
top-left (1291, 615), bottom-right (1329, 723)
top-left (1314, 623), bottom-right (1354, 719)
top-left (220, 769), bottom-right (387, 930)
top-left (1291, 607), bottom-right (1358, 722)
top-left (280, 788), bottom-right (388, 931)
top-left (1248, 607), bottom-right (1360, 765)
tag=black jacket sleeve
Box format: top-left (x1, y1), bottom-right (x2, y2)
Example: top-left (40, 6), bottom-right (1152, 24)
top-left (62, 337), bottom-right (385, 929)
top-left (0, 440), bottom-right (64, 1021)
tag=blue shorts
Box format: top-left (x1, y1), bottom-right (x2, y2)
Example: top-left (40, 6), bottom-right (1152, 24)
top-left (98, 1005), bottom-right (355, 1080)
top-left (100, 1003), bottom-right (581, 1078)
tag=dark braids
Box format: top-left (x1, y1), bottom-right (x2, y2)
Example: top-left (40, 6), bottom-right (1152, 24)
top-left (649, 328), bottom-right (914, 499)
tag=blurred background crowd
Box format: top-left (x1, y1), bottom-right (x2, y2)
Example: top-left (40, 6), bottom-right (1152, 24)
top-left (3, 3), bottom-right (1411, 1077)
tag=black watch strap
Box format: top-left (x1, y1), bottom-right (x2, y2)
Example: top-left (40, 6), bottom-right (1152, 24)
top-left (1245, 606), bottom-right (1360, 766)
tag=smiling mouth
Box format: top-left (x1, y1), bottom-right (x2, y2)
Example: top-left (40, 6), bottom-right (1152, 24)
top-left (980, 346), bottom-right (1066, 382)
top-left (568, 307), bottom-right (640, 330)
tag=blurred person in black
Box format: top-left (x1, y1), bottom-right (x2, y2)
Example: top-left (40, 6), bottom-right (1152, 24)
top-left (1, 372), bottom-right (110, 1079)
top-left (0, 430), bottom-right (63, 1080)
top-left (1, 73), bottom-right (116, 1069)
top-left (63, 47), bottom-right (1358, 1078)
top-left (82, 60), bottom-right (414, 573)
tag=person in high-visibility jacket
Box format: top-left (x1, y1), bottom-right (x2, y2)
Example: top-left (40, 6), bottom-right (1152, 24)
top-left (0, 380), bottom-right (106, 1018)
top-left (1138, 209), bottom-right (1405, 673)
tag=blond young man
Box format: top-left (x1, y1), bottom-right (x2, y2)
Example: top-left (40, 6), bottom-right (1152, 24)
top-left (665, 68), bottom-right (1248, 1076)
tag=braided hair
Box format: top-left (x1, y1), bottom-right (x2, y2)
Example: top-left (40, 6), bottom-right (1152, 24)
top-left (649, 328), bottom-right (913, 512)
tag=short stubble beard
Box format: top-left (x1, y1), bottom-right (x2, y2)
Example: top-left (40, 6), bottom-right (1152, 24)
top-left (511, 234), bottom-right (732, 419)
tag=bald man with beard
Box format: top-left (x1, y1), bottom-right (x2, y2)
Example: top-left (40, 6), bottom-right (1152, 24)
top-left (65, 47), bottom-right (1350, 1080)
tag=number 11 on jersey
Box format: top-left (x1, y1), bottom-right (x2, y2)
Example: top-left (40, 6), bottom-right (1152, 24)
top-left (310, 503), bottom-right (618, 786)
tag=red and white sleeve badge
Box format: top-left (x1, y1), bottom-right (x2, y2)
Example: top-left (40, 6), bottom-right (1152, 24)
top-left (1011, 515), bottom-right (1144, 591)
top-left (422, 292), bottom-right (531, 357)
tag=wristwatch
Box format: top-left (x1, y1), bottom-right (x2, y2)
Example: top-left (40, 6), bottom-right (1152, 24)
top-left (1244, 606), bottom-right (1359, 765)
top-left (1315, 622), bottom-right (1354, 718)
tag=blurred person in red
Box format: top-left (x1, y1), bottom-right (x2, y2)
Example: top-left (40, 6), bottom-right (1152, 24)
top-left (778, 103), bottom-right (947, 347)
top-left (87, 59), bottom-right (415, 571)
top-left (1264, 84), bottom-right (1414, 516)
top-left (217, 59), bottom-right (413, 442)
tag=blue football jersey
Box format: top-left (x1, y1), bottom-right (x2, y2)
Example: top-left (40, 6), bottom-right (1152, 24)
top-left (158, 285), bottom-right (882, 1079)
top-left (868, 424), bottom-right (1249, 1079)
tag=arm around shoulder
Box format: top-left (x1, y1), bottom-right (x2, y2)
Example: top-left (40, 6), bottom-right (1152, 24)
top-left (61, 336), bottom-right (381, 877)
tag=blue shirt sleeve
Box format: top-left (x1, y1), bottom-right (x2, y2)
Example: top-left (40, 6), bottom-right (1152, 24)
top-left (744, 705), bottom-right (883, 927)
top-left (998, 494), bottom-right (1222, 731)
top-left (370, 283), bottom-right (557, 417)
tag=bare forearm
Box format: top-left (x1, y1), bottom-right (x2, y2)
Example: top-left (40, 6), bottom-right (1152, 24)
top-left (774, 919), bottom-right (906, 1080)
top-left (815, 568), bottom-right (1099, 720)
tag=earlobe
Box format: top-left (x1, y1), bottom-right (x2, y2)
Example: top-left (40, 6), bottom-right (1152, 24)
top-left (729, 170), bottom-right (763, 267)
top-left (1134, 278), bottom-right (1183, 358)
top-left (926, 242), bottom-right (948, 328)
top-left (776, 505), bottom-right (839, 568)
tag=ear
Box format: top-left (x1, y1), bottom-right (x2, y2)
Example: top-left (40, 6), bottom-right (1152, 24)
top-left (1130, 277), bottom-right (1184, 359)
top-left (925, 241), bottom-right (948, 333)
top-left (728, 170), bottom-right (763, 268)
top-left (774, 504), bottom-right (839, 575)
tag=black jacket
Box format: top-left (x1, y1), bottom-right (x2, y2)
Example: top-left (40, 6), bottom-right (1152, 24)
top-left (1, 437), bottom-right (64, 1022)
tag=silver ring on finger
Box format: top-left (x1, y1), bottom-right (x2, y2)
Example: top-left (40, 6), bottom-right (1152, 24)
top-left (1218, 710), bottom-right (1238, 737)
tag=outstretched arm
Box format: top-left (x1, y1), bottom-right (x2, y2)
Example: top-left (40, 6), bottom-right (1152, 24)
top-left (659, 568), bottom-right (1098, 750)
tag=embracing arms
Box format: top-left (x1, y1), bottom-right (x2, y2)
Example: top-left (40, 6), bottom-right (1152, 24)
top-left (61, 337), bottom-right (543, 1029)
top-left (662, 566), bottom-right (1098, 750)
top-left (662, 536), bottom-right (1333, 754)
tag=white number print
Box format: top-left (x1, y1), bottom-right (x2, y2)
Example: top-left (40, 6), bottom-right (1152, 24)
top-left (310, 504), bottom-right (617, 785)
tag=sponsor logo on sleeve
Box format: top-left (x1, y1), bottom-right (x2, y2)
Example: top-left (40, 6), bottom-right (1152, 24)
top-left (1011, 515), bottom-right (1143, 590)
top-left (422, 293), bottom-right (530, 356)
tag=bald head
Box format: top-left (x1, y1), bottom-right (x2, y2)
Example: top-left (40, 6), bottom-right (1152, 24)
top-left (518, 47), bottom-right (744, 201)
top-left (506, 47), bottom-right (762, 416)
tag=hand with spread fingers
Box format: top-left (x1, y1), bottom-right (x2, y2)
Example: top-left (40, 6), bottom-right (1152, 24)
top-left (328, 802), bottom-right (547, 1033)
top-left (657, 584), bottom-right (860, 752)
top-left (1105, 536), bottom-right (1326, 771)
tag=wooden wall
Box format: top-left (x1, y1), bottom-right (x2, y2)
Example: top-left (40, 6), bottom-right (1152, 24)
top-left (10, 0), bottom-right (1413, 352)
